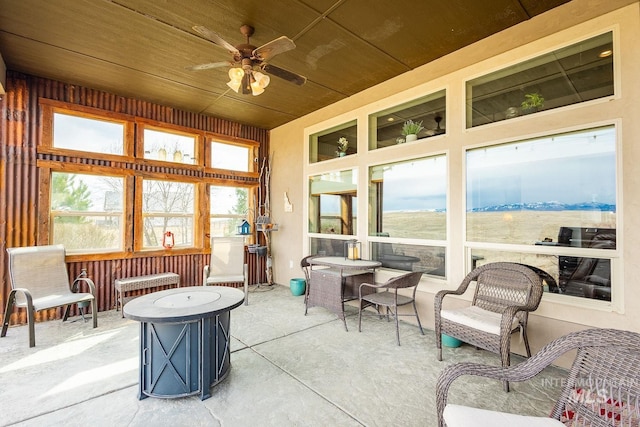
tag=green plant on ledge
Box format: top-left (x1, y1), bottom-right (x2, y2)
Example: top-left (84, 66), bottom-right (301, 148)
top-left (401, 119), bottom-right (424, 136)
top-left (336, 136), bottom-right (349, 156)
top-left (521, 93), bottom-right (545, 113)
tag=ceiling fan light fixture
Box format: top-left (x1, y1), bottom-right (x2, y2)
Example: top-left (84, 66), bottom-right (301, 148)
top-left (241, 72), bottom-right (252, 95)
top-left (228, 67), bottom-right (244, 82)
top-left (249, 73), bottom-right (265, 96)
top-left (227, 79), bottom-right (241, 93)
top-left (252, 71), bottom-right (270, 89)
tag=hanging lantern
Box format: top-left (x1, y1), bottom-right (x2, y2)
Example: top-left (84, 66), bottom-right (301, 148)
top-left (162, 231), bottom-right (175, 249)
top-left (344, 239), bottom-right (361, 260)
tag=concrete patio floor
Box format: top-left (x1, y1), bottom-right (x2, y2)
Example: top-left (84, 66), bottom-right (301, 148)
top-left (0, 284), bottom-right (566, 426)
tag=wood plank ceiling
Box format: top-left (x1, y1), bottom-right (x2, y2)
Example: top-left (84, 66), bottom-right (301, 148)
top-left (0, 0), bottom-right (571, 130)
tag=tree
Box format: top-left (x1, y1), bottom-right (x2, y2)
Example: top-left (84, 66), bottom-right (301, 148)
top-left (51, 173), bottom-right (92, 223)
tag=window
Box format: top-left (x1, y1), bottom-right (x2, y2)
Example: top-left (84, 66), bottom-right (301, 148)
top-left (309, 169), bottom-right (357, 235)
top-left (141, 180), bottom-right (195, 249)
top-left (309, 120), bottom-right (357, 163)
top-left (211, 141), bottom-right (250, 172)
top-left (210, 185), bottom-right (250, 237)
top-left (369, 90), bottom-right (446, 149)
top-left (466, 32), bottom-right (614, 128)
top-left (53, 112), bottom-right (125, 155)
top-left (144, 127), bottom-right (196, 164)
top-left (368, 155), bottom-right (448, 276)
top-left (466, 125), bottom-right (617, 301)
top-left (50, 172), bottom-right (124, 253)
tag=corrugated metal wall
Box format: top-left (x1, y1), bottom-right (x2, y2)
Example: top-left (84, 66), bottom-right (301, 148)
top-left (0, 71), bottom-right (269, 325)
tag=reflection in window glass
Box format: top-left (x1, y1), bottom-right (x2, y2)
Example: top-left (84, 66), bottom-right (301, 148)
top-left (369, 90), bottom-right (446, 149)
top-left (211, 142), bottom-right (249, 171)
top-left (144, 128), bottom-right (196, 164)
top-left (309, 169), bottom-right (357, 235)
top-left (53, 113), bottom-right (124, 155)
top-left (310, 237), bottom-right (347, 257)
top-left (471, 249), bottom-right (614, 302)
top-left (142, 180), bottom-right (195, 248)
top-left (466, 126), bottom-right (616, 246)
top-left (210, 185), bottom-right (249, 237)
top-left (466, 32), bottom-right (613, 128)
top-left (309, 120), bottom-right (357, 163)
top-left (50, 172), bottom-right (124, 253)
top-left (371, 242), bottom-right (446, 278)
top-left (369, 155), bottom-right (447, 240)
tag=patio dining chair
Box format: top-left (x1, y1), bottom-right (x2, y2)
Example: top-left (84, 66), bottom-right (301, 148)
top-left (1, 244), bottom-right (98, 347)
top-left (436, 328), bottom-right (640, 427)
top-left (434, 262), bottom-right (543, 391)
top-left (300, 255), bottom-right (316, 312)
top-left (203, 237), bottom-right (248, 305)
top-left (358, 271), bottom-right (424, 346)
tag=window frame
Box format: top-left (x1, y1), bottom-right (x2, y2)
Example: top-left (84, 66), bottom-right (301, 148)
top-left (40, 99), bottom-right (135, 161)
top-left (138, 121), bottom-right (200, 166)
top-left (206, 134), bottom-right (259, 178)
top-left (48, 171), bottom-right (127, 255)
top-left (38, 101), bottom-right (260, 258)
top-left (463, 122), bottom-right (621, 310)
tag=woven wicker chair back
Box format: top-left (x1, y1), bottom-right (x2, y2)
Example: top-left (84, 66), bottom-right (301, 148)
top-left (472, 263), bottom-right (540, 324)
top-left (550, 330), bottom-right (640, 424)
top-left (382, 271), bottom-right (423, 290)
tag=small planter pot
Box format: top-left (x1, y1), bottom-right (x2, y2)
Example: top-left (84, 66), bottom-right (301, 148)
top-left (290, 278), bottom-right (306, 296)
top-left (441, 334), bottom-right (462, 348)
top-left (405, 134), bottom-right (418, 143)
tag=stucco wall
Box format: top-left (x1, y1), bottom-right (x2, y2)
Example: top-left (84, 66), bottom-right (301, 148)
top-left (269, 0), bottom-right (640, 367)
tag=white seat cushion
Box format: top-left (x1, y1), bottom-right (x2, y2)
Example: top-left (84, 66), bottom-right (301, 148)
top-left (205, 274), bottom-right (245, 285)
top-left (443, 404), bottom-right (564, 427)
top-left (440, 306), bottom-right (519, 335)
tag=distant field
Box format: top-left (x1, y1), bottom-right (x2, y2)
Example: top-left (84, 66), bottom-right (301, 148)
top-left (381, 210), bottom-right (616, 277)
top-left (382, 210), bottom-right (614, 243)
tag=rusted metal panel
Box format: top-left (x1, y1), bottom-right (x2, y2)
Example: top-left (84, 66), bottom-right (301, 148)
top-left (1, 71), bottom-right (269, 326)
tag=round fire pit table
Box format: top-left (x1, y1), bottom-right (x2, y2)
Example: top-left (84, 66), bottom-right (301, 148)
top-left (124, 286), bottom-right (244, 400)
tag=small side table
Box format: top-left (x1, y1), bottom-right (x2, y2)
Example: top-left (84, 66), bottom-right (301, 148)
top-left (124, 286), bottom-right (244, 400)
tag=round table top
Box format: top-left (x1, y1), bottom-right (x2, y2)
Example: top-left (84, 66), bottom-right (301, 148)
top-left (309, 256), bottom-right (382, 269)
top-left (123, 286), bottom-right (244, 323)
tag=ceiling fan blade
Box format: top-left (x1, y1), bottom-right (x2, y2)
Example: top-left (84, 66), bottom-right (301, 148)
top-left (261, 64), bottom-right (307, 86)
top-left (253, 36), bottom-right (296, 61)
top-left (186, 61), bottom-right (233, 71)
top-left (192, 25), bottom-right (240, 55)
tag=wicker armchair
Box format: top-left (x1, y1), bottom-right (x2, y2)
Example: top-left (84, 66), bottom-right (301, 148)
top-left (357, 271), bottom-right (424, 346)
top-left (434, 262), bottom-right (543, 391)
top-left (436, 328), bottom-right (640, 427)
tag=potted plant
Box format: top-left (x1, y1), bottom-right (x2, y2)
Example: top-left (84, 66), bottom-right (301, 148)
top-left (521, 93), bottom-right (544, 114)
top-left (336, 137), bottom-right (349, 157)
top-left (401, 120), bottom-right (424, 142)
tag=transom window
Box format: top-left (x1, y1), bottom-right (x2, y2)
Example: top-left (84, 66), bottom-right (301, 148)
top-left (144, 127), bottom-right (196, 164)
top-left (369, 90), bottom-right (446, 149)
top-left (53, 112), bottom-right (125, 155)
top-left (309, 120), bottom-right (358, 163)
top-left (211, 141), bottom-right (250, 172)
top-left (466, 32), bottom-right (614, 128)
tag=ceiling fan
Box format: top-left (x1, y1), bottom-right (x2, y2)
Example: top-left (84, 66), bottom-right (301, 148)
top-left (189, 24), bottom-right (307, 96)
